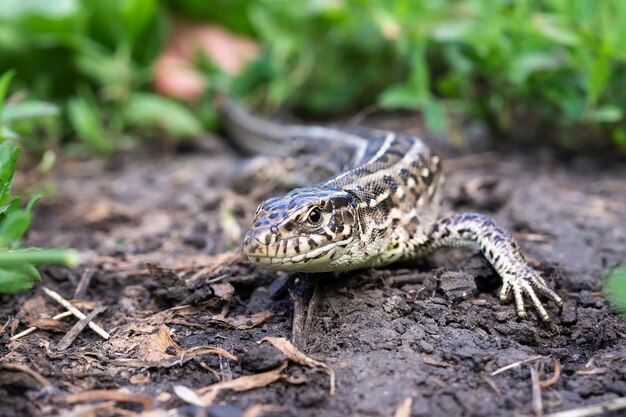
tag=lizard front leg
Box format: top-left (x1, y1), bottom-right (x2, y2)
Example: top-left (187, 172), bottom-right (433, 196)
top-left (425, 212), bottom-right (563, 321)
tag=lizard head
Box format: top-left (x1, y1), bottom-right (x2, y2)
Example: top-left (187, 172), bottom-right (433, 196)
top-left (242, 187), bottom-right (359, 272)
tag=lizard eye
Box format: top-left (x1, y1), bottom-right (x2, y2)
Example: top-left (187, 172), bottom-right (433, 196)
top-left (307, 207), bottom-right (322, 224)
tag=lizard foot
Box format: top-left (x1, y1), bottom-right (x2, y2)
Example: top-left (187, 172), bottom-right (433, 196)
top-left (499, 265), bottom-right (563, 322)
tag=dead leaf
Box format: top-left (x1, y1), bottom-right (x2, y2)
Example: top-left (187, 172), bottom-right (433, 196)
top-left (104, 345), bottom-right (237, 369)
top-left (211, 311), bottom-right (273, 329)
top-left (21, 296), bottom-right (48, 317)
top-left (137, 325), bottom-right (182, 362)
top-left (211, 282), bottom-right (235, 300)
top-left (260, 337), bottom-right (335, 395)
top-left (190, 362), bottom-right (287, 406)
top-left (27, 318), bottom-right (69, 333)
top-left (84, 201), bottom-right (134, 225)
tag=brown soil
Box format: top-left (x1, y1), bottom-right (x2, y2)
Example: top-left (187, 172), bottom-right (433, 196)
top-left (1, 116), bottom-right (625, 417)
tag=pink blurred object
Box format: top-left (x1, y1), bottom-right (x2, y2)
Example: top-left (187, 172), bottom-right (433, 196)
top-left (154, 18), bottom-right (260, 101)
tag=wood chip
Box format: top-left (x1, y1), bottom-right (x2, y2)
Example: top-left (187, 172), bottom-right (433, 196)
top-left (210, 282), bottom-right (235, 300)
top-left (393, 397), bottom-right (413, 417)
top-left (483, 376), bottom-right (502, 396)
top-left (421, 353), bottom-right (453, 368)
top-left (514, 232), bottom-right (553, 243)
top-left (242, 404), bottom-right (285, 417)
top-left (260, 337), bottom-right (336, 395)
top-left (64, 389), bottom-right (154, 409)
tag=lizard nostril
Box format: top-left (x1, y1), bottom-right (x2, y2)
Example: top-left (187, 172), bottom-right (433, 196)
top-left (270, 225), bottom-right (278, 234)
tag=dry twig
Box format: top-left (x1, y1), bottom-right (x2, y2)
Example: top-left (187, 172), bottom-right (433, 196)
top-left (11, 311), bottom-right (73, 340)
top-left (56, 306), bottom-right (108, 351)
top-left (42, 286), bottom-right (110, 340)
top-left (73, 268), bottom-right (95, 299)
top-left (491, 355), bottom-right (545, 376)
top-left (0, 363), bottom-right (50, 388)
top-left (530, 364), bottom-right (544, 417)
top-left (540, 359), bottom-right (562, 388)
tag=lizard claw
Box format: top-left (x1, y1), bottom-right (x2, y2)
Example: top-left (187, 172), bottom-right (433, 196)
top-left (501, 266), bottom-right (562, 322)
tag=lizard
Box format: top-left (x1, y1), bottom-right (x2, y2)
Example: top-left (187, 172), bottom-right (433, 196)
top-left (218, 97), bottom-right (564, 322)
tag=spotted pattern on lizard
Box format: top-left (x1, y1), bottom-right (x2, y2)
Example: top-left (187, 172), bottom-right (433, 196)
top-left (218, 97), bottom-right (563, 322)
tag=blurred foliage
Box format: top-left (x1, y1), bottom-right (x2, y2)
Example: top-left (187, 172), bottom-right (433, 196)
top-left (1, 0), bottom-right (626, 153)
top-left (0, 78), bottom-right (79, 293)
top-left (0, 0), bottom-right (202, 155)
top-left (604, 265), bottom-right (626, 317)
top-left (176, 0), bottom-right (626, 149)
top-left (0, 71), bottom-right (80, 294)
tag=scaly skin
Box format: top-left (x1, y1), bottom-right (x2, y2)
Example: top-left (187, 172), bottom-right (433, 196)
top-left (219, 97), bottom-right (563, 321)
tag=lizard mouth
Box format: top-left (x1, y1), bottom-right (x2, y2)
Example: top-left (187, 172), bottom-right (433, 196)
top-left (243, 236), bottom-right (354, 272)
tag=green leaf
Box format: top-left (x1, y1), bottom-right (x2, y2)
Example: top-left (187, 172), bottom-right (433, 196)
top-left (604, 265), bottom-right (626, 316)
top-left (0, 141), bottom-right (19, 205)
top-left (1, 101), bottom-right (60, 123)
top-left (586, 106), bottom-right (623, 123)
top-left (0, 126), bottom-right (20, 141)
top-left (379, 84), bottom-right (423, 109)
top-left (0, 248), bottom-right (81, 267)
top-left (1, 0), bottom-right (79, 20)
top-left (431, 20), bottom-right (474, 42)
top-left (422, 100), bottom-right (446, 133)
top-left (119, 0), bottom-right (157, 42)
top-left (509, 52), bottom-right (564, 85)
top-left (612, 129), bottom-right (626, 149)
top-left (67, 95), bottom-right (114, 155)
top-left (0, 195), bottom-right (39, 244)
top-left (0, 70), bottom-right (16, 116)
top-left (586, 55), bottom-right (611, 106)
top-left (0, 197), bottom-right (20, 219)
top-left (123, 93), bottom-right (203, 138)
top-left (0, 262), bottom-right (41, 294)
top-left (533, 14), bottom-right (580, 46)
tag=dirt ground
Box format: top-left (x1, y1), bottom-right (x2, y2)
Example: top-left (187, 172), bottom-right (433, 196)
top-left (1, 114), bottom-right (626, 417)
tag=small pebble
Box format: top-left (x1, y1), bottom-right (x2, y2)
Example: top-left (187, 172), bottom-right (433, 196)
top-left (239, 344), bottom-right (287, 372)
